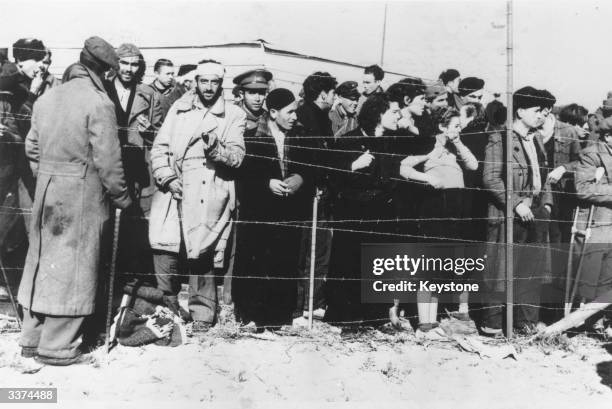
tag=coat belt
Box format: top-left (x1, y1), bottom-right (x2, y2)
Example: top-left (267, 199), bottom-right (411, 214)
top-left (38, 160), bottom-right (88, 178)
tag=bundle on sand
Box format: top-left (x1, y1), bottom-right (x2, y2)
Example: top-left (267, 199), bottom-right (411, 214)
top-left (110, 283), bottom-right (190, 347)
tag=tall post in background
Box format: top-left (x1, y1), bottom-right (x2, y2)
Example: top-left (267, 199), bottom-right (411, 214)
top-left (380, 3), bottom-right (388, 67)
top-left (505, 0), bottom-right (515, 339)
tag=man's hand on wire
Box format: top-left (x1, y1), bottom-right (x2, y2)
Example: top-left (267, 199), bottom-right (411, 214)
top-left (515, 201), bottom-right (534, 222)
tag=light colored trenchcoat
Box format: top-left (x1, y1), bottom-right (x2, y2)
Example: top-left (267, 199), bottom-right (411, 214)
top-left (149, 90), bottom-right (246, 265)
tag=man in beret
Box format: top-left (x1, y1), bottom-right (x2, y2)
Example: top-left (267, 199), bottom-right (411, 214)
top-left (482, 86), bottom-right (553, 336)
top-left (457, 77), bottom-right (485, 109)
top-left (17, 36), bottom-right (131, 365)
top-left (233, 69), bottom-right (273, 137)
top-left (329, 81), bottom-right (359, 137)
top-left (149, 59), bottom-right (246, 332)
top-left (103, 43), bottom-right (163, 283)
top-left (234, 88), bottom-right (310, 329)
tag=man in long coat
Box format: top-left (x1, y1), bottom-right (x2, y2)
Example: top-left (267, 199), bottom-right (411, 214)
top-left (233, 88), bottom-right (310, 328)
top-left (17, 37), bottom-right (132, 365)
top-left (149, 60), bottom-right (245, 331)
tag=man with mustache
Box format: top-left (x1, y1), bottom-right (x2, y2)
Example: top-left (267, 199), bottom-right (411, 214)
top-left (149, 59), bottom-right (246, 332)
top-left (104, 43), bottom-right (163, 282)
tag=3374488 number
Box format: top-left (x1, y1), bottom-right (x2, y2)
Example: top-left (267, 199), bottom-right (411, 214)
top-left (7, 389), bottom-right (55, 400)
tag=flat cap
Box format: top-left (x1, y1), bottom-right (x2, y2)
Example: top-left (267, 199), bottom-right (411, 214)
top-left (336, 81), bottom-right (360, 100)
top-left (116, 43), bottom-right (141, 58)
top-left (233, 69), bottom-right (273, 90)
top-left (83, 36), bottom-right (118, 71)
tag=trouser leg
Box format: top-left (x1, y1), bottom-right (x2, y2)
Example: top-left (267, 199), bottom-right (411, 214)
top-left (188, 252), bottom-right (217, 324)
top-left (37, 315), bottom-right (86, 360)
top-left (154, 250), bottom-right (181, 304)
top-left (19, 308), bottom-right (43, 350)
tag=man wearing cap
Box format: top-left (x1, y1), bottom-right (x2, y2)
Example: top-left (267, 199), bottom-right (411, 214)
top-left (233, 69), bottom-right (273, 137)
top-left (329, 81), bottom-right (359, 137)
top-left (234, 88), bottom-right (310, 329)
top-left (104, 43), bottom-right (163, 280)
top-left (149, 59), bottom-right (246, 332)
top-left (482, 86), bottom-right (553, 336)
top-left (457, 77), bottom-right (485, 110)
top-left (17, 36), bottom-right (132, 365)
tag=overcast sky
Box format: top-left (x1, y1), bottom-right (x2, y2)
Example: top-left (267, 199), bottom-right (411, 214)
top-left (0, 0), bottom-right (608, 110)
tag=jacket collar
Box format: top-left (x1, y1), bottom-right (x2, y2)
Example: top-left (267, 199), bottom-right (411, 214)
top-left (175, 89), bottom-right (226, 116)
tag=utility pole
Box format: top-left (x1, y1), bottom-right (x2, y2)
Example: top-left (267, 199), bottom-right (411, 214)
top-left (380, 3), bottom-right (388, 67)
top-left (505, 0), bottom-right (514, 339)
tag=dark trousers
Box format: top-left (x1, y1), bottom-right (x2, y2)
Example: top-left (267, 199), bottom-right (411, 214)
top-left (20, 308), bottom-right (85, 359)
top-left (481, 203), bottom-right (549, 330)
top-left (153, 249), bottom-right (217, 324)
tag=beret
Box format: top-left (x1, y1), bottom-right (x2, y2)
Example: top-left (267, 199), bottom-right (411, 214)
top-left (336, 81), bottom-right (359, 100)
top-left (458, 77), bottom-right (485, 97)
top-left (116, 43), bottom-right (141, 58)
top-left (233, 69), bottom-right (272, 90)
top-left (266, 88), bottom-right (295, 111)
top-left (425, 81), bottom-right (447, 99)
top-left (513, 86), bottom-right (547, 112)
top-left (83, 36), bottom-right (118, 71)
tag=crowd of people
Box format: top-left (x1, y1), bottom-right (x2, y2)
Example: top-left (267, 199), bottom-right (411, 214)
top-left (1, 35), bottom-right (611, 366)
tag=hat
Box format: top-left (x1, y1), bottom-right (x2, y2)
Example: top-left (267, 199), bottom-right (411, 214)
top-left (336, 81), bottom-right (360, 100)
top-left (116, 43), bottom-right (141, 59)
top-left (177, 64), bottom-right (197, 77)
top-left (458, 77), bottom-right (485, 97)
top-left (12, 38), bottom-right (46, 62)
top-left (513, 86), bottom-right (547, 112)
top-left (194, 60), bottom-right (225, 79)
top-left (82, 36), bottom-right (118, 71)
top-left (233, 69), bottom-right (272, 90)
top-left (425, 81), bottom-right (447, 100)
top-left (0, 62), bottom-right (24, 91)
top-left (266, 88), bottom-right (295, 111)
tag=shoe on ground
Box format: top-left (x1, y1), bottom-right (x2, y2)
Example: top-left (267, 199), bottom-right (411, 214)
top-left (302, 308), bottom-right (326, 320)
top-left (292, 316), bottom-right (309, 328)
top-left (35, 353), bottom-right (94, 366)
top-left (21, 346), bottom-right (37, 358)
top-left (191, 320), bottom-right (213, 333)
top-left (448, 310), bottom-right (471, 321)
top-left (239, 321), bottom-right (258, 333)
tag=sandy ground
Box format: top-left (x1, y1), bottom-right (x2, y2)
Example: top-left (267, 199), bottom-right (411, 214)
top-left (1, 308), bottom-right (612, 409)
